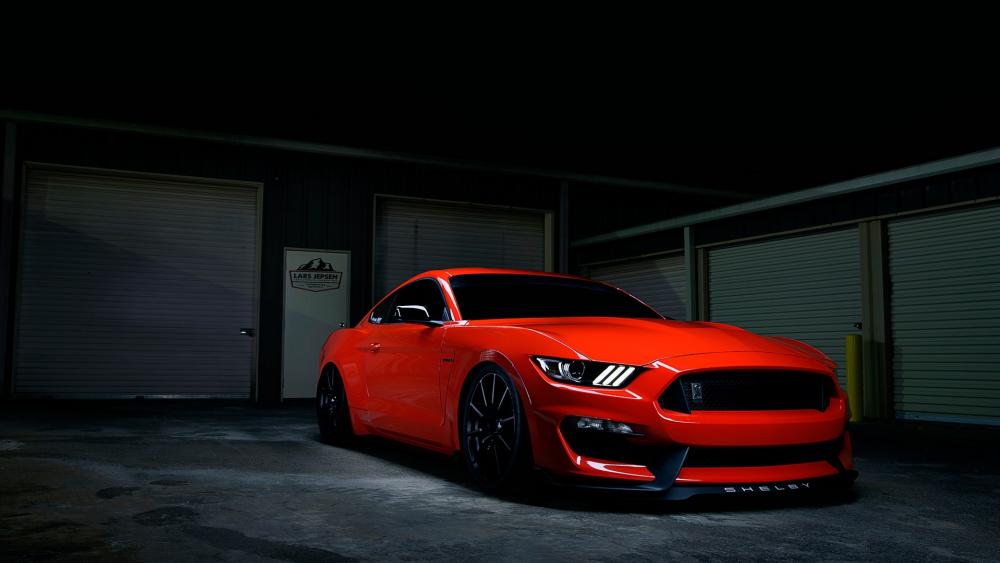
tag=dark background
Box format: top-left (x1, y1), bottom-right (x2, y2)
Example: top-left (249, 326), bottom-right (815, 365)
top-left (5, 85), bottom-right (999, 197)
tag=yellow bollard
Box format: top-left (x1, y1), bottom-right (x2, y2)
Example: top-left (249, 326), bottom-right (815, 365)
top-left (845, 334), bottom-right (863, 422)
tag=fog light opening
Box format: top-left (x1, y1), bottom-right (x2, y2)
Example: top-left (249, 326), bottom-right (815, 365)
top-left (573, 417), bottom-right (639, 435)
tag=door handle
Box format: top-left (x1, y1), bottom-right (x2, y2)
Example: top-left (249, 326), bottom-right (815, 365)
top-left (368, 343), bottom-right (381, 353)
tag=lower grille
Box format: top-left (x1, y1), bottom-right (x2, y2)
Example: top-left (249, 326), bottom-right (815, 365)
top-left (660, 370), bottom-right (835, 413)
top-left (685, 438), bottom-right (843, 467)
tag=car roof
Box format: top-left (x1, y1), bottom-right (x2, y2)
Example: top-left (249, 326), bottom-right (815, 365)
top-left (371, 268), bottom-right (636, 320)
top-left (412, 267), bottom-right (592, 284)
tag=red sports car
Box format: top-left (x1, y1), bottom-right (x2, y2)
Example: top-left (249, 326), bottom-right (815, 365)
top-left (317, 268), bottom-right (857, 499)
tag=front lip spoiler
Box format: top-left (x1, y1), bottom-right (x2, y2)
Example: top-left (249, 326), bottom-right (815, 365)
top-left (543, 469), bottom-right (859, 501)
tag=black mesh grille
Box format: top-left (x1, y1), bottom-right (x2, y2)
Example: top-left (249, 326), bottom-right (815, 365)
top-left (685, 438), bottom-right (843, 467)
top-left (659, 371), bottom-right (834, 413)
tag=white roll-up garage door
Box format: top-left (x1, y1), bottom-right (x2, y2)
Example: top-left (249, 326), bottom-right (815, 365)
top-left (889, 204), bottom-right (1000, 425)
top-left (15, 165), bottom-right (259, 398)
top-left (588, 255), bottom-right (687, 319)
top-left (708, 229), bottom-right (861, 387)
top-left (373, 197), bottom-right (548, 299)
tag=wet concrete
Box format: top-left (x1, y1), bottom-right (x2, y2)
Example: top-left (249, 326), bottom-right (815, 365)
top-left (1, 402), bottom-right (998, 562)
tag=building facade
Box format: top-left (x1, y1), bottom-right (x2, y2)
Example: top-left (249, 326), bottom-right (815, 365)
top-left (2, 115), bottom-right (998, 425)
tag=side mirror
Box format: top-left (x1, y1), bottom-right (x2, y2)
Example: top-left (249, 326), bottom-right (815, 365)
top-left (395, 305), bottom-right (442, 326)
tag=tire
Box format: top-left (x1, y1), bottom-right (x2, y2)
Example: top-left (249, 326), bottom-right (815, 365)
top-left (317, 365), bottom-right (354, 445)
top-left (459, 365), bottom-right (532, 492)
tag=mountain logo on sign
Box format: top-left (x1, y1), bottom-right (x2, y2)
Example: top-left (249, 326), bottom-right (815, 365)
top-left (289, 258), bottom-right (343, 292)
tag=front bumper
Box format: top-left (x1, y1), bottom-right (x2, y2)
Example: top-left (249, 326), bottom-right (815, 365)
top-left (520, 352), bottom-right (856, 493)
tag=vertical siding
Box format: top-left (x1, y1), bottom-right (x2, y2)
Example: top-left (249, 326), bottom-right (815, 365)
top-left (889, 204), bottom-right (1000, 424)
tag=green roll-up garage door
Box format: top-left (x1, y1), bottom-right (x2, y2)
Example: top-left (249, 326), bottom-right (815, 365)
top-left (373, 198), bottom-right (548, 300)
top-left (708, 228), bottom-right (862, 388)
top-left (588, 254), bottom-right (687, 320)
top-left (888, 204), bottom-right (1000, 425)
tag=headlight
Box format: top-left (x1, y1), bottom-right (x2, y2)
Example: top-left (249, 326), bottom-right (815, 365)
top-left (533, 356), bottom-right (646, 388)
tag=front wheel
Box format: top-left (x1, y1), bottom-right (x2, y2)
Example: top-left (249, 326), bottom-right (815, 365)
top-left (459, 365), bottom-right (532, 492)
top-left (317, 366), bottom-right (354, 445)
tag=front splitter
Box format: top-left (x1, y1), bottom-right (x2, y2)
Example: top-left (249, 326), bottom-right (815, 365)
top-left (543, 468), bottom-right (858, 501)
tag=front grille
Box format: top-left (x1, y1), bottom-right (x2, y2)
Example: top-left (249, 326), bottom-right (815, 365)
top-left (685, 438), bottom-right (843, 467)
top-left (660, 370), bottom-right (835, 413)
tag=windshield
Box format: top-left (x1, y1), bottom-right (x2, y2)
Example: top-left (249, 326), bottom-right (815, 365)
top-left (449, 274), bottom-right (663, 320)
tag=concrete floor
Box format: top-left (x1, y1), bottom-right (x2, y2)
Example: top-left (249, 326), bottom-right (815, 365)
top-left (1, 403), bottom-right (998, 562)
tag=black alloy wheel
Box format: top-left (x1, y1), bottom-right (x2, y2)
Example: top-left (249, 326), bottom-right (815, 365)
top-left (460, 366), bottom-right (531, 491)
top-left (317, 366), bottom-right (353, 445)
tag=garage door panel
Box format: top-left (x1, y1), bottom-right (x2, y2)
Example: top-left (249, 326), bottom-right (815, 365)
top-left (374, 198), bottom-right (546, 299)
top-left (891, 239), bottom-right (999, 258)
top-left (890, 263), bottom-right (1000, 284)
top-left (892, 320), bottom-right (1000, 331)
top-left (897, 391), bottom-right (1000, 403)
top-left (15, 166), bottom-right (258, 398)
top-left (710, 251), bottom-right (857, 269)
top-left (709, 297), bottom-right (861, 312)
top-left (889, 204), bottom-right (1000, 424)
top-left (892, 229), bottom-right (998, 248)
top-left (895, 405), bottom-right (1000, 418)
top-left (710, 283), bottom-right (859, 301)
top-left (709, 229), bottom-right (861, 388)
top-left (895, 379), bottom-right (1000, 391)
top-left (888, 333), bottom-right (996, 348)
top-left (708, 266), bottom-right (856, 284)
top-left (889, 300), bottom-right (1000, 314)
top-left (893, 364), bottom-right (996, 375)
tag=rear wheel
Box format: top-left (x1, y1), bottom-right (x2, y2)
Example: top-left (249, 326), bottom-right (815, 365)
top-left (317, 365), bottom-right (353, 445)
top-left (460, 365), bottom-right (532, 492)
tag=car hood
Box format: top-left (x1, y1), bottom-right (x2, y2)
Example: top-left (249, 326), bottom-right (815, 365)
top-left (483, 317), bottom-right (829, 366)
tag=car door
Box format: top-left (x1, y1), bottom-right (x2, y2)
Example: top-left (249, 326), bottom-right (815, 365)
top-left (363, 279), bottom-right (449, 445)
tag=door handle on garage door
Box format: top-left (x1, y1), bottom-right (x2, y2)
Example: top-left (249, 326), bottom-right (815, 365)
top-left (368, 343), bottom-right (381, 352)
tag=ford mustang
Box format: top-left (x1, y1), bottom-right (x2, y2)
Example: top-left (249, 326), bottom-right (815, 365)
top-left (316, 268), bottom-right (857, 499)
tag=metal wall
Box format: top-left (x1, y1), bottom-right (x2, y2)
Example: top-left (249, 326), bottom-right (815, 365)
top-left (708, 229), bottom-right (862, 387)
top-left (888, 204), bottom-right (1000, 425)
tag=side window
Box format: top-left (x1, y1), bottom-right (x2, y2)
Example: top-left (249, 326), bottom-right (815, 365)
top-left (369, 292), bottom-right (398, 324)
top-left (384, 279), bottom-right (449, 323)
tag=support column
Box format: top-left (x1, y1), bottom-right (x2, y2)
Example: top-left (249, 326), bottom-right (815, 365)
top-left (859, 220), bottom-right (891, 419)
top-left (558, 181), bottom-right (569, 273)
top-left (1, 122), bottom-right (16, 398)
top-left (684, 226), bottom-right (697, 321)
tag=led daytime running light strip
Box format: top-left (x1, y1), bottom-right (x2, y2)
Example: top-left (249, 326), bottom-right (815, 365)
top-left (593, 365), bottom-right (635, 387)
